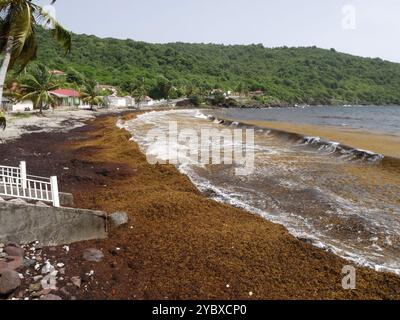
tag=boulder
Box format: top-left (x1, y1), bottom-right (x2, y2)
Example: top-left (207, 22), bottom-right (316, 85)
top-left (110, 211), bottom-right (129, 227)
top-left (0, 256), bottom-right (23, 272)
top-left (4, 245), bottom-right (24, 257)
top-left (83, 248), bottom-right (104, 262)
top-left (0, 270), bottom-right (21, 296)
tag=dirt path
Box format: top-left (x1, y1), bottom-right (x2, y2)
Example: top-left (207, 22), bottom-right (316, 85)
top-left (1, 112), bottom-right (400, 300)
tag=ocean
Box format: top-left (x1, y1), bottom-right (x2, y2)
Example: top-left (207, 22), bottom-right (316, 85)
top-left (119, 106), bottom-right (400, 274)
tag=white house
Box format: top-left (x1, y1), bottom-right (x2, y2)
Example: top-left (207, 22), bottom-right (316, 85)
top-left (104, 95), bottom-right (135, 108)
top-left (1, 98), bottom-right (34, 112)
top-left (11, 100), bottom-right (34, 112)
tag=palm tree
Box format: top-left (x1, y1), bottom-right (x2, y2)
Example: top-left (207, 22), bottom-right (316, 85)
top-left (131, 78), bottom-right (147, 108)
top-left (0, 0), bottom-right (71, 125)
top-left (20, 64), bottom-right (59, 113)
top-left (80, 80), bottom-right (104, 110)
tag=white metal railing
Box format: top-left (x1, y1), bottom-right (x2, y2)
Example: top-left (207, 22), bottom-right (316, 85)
top-left (0, 161), bottom-right (60, 207)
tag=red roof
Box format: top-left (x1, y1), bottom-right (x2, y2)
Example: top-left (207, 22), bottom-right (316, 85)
top-left (50, 89), bottom-right (80, 97)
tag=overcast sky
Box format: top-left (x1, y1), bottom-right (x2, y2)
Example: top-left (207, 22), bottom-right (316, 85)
top-left (36, 0), bottom-right (400, 62)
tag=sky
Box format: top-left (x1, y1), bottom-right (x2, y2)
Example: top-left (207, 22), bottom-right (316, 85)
top-left (36, 0), bottom-right (400, 63)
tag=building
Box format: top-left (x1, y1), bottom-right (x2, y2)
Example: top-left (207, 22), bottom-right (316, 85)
top-left (1, 98), bottom-right (34, 112)
top-left (143, 96), bottom-right (154, 106)
top-left (10, 100), bottom-right (34, 112)
top-left (49, 89), bottom-right (83, 107)
top-left (104, 95), bottom-right (135, 108)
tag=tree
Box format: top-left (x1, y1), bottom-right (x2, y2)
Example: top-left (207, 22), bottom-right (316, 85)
top-left (80, 80), bottom-right (104, 110)
top-left (131, 78), bottom-right (147, 108)
top-left (0, 0), bottom-right (71, 124)
top-left (20, 64), bottom-right (59, 113)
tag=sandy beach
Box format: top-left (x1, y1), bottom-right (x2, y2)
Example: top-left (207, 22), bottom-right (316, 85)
top-left (1, 111), bottom-right (400, 300)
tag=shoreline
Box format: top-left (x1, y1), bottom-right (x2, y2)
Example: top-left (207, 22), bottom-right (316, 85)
top-left (1, 112), bottom-right (400, 299)
top-left (206, 114), bottom-right (400, 159)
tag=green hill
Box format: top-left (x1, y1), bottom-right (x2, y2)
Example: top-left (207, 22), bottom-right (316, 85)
top-left (35, 28), bottom-right (400, 105)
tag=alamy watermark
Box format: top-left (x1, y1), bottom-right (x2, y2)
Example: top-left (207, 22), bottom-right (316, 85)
top-left (342, 265), bottom-right (356, 290)
top-left (342, 4), bottom-right (357, 30)
top-left (144, 122), bottom-right (255, 176)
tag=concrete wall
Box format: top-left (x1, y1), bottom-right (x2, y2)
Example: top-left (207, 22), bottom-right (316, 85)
top-left (0, 202), bottom-right (107, 246)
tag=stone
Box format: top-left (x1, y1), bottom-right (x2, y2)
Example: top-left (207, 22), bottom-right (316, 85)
top-left (0, 256), bottom-right (23, 272)
top-left (82, 248), bottom-right (104, 262)
top-left (23, 258), bottom-right (36, 268)
top-left (29, 283), bottom-right (42, 292)
top-left (70, 276), bottom-right (81, 288)
top-left (41, 273), bottom-right (58, 290)
top-left (0, 252), bottom-right (7, 258)
top-left (41, 261), bottom-right (55, 274)
top-left (56, 263), bottom-right (65, 268)
top-left (30, 288), bottom-right (51, 298)
top-left (40, 294), bottom-right (62, 300)
top-left (33, 275), bottom-right (43, 282)
top-left (0, 270), bottom-right (21, 296)
top-left (110, 211), bottom-right (129, 227)
top-left (4, 246), bottom-right (24, 257)
top-left (0, 243), bottom-right (4, 248)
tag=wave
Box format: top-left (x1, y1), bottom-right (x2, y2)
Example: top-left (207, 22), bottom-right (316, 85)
top-left (202, 113), bottom-right (400, 169)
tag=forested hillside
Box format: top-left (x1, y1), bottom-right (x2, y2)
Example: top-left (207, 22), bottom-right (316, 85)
top-left (35, 28), bottom-right (400, 105)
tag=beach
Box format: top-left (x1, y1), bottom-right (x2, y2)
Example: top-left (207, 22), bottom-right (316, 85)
top-left (1, 111), bottom-right (400, 300)
top-left (220, 119), bottom-right (400, 159)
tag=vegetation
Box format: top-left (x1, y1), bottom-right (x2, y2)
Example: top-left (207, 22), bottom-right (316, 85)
top-left (19, 64), bottom-right (59, 113)
top-left (80, 79), bottom-right (104, 110)
top-left (33, 28), bottom-right (400, 105)
top-left (0, 0), bottom-right (71, 123)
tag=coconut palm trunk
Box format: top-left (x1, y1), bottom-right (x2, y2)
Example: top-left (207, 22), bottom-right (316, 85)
top-left (0, 36), bottom-right (14, 106)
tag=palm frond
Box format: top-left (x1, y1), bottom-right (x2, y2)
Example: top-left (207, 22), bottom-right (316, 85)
top-left (38, 8), bottom-right (71, 54)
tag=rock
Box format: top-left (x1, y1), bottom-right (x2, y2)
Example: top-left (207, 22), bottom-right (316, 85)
top-left (0, 270), bottom-right (21, 296)
top-left (83, 248), bottom-right (104, 262)
top-left (29, 283), bottom-right (42, 292)
top-left (70, 276), bottom-right (81, 288)
top-left (41, 272), bottom-right (58, 290)
top-left (4, 246), bottom-right (24, 257)
top-left (0, 243), bottom-right (4, 248)
top-left (56, 263), bottom-right (65, 268)
top-left (23, 258), bottom-right (36, 268)
top-left (40, 294), bottom-right (62, 300)
top-left (59, 268), bottom-right (65, 275)
top-left (110, 211), bottom-right (129, 227)
top-left (30, 289), bottom-right (51, 298)
top-left (33, 275), bottom-right (43, 282)
top-left (0, 252), bottom-right (7, 258)
top-left (41, 261), bottom-right (55, 274)
top-left (0, 256), bottom-right (23, 272)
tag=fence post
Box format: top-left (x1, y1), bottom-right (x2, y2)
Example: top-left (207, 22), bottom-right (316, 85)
top-left (20, 161), bottom-right (27, 189)
top-left (50, 176), bottom-right (60, 207)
